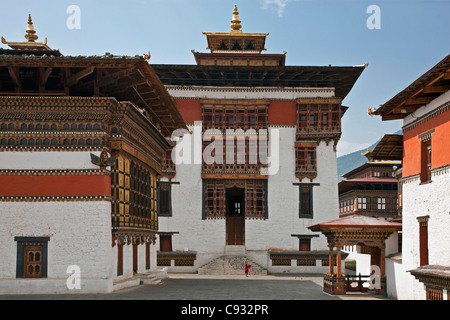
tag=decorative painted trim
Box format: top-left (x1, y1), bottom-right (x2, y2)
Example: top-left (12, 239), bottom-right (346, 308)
top-left (401, 164), bottom-right (450, 183)
top-left (402, 101), bottom-right (450, 133)
top-left (269, 124), bottom-right (296, 128)
top-left (432, 165), bottom-right (450, 177)
top-left (0, 146), bottom-right (104, 152)
top-left (0, 169), bottom-right (110, 176)
top-left (166, 85), bottom-right (335, 100)
top-left (401, 174), bottom-right (421, 184)
top-left (0, 195), bottom-right (111, 202)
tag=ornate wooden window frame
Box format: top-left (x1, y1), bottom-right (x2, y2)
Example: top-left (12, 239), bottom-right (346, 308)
top-left (202, 179), bottom-right (268, 220)
top-left (295, 182), bottom-right (319, 218)
top-left (296, 99), bottom-right (341, 136)
top-left (15, 236), bottom-right (49, 279)
top-left (157, 181), bottom-right (173, 217)
top-left (419, 129), bottom-right (434, 184)
top-left (295, 142), bottom-right (317, 181)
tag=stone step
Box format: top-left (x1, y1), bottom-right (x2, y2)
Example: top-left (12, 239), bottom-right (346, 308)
top-left (136, 272), bottom-right (165, 285)
top-left (224, 245), bottom-right (246, 256)
top-left (113, 277), bottom-right (140, 292)
top-left (113, 271), bottom-right (164, 291)
top-left (198, 255), bottom-right (266, 275)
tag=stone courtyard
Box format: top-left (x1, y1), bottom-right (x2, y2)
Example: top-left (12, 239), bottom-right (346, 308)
top-left (0, 273), bottom-right (387, 301)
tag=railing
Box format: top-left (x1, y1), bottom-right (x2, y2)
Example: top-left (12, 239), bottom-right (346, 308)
top-left (323, 273), bottom-right (346, 295)
top-left (157, 251), bottom-right (197, 267)
top-left (345, 274), bottom-right (371, 292)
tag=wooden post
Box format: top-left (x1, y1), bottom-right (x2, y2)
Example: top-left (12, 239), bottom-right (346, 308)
top-left (328, 243), bottom-right (334, 275)
top-left (336, 243), bottom-right (342, 277)
top-left (380, 243), bottom-right (386, 277)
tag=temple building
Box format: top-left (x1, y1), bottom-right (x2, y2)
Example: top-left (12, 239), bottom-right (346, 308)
top-left (372, 53), bottom-right (450, 300)
top-left (338, 160), bottom-right (400, 219)
top-left (152, 6), bottom-right (365, 274)
top-left (0, 15), bottom-right (185, 293)
top-left (337, 152), bottom-right (402, 283)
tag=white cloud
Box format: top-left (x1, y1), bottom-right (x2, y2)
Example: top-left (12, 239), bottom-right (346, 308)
top-left (261, 0), bottom-right (292, 18)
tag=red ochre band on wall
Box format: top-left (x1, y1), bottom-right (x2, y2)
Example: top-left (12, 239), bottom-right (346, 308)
top-left (402, 104), bottom-right (450, 178)
top-left (0, 174), bottom-right (111, 197)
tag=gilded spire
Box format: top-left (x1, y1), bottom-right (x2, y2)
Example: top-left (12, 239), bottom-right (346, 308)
top-left (25, 14), bottom-right (38, 42)
top-left (230, 5), bottom-right (242, 32)
top-left (1, 14), bottom-right (51, 51)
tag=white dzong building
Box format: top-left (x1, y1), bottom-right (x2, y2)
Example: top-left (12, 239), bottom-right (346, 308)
top-left (152, 6), bottom-right (365, 274)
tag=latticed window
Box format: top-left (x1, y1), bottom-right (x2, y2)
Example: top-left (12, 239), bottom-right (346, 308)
top-left (162, 148), bottom-right (175, 172)
top-left (14, 237), bottom-right (49, 279)
top-left (426, 287), bottom-right (443, 300)
top-left (202, 180), bottom-right (267, 219)
top-left (295, 143), bottom-right (317, 172)
top-left (203, 180), bottom-right (226, 219)
top-left (358, 197), bottom-right (367, 210)
top-left (296, 100), bottom-right (341, 134)
top-left (202, 134), bottom-right (264, 172)
top-left (377, 198), bottom-right (386, 210)
top-left (201, 100), bottom-right (268, 130)
top-left (112, 155), bottom-right (158, 232)
top-left (245, 180), bottom-right (266, 218)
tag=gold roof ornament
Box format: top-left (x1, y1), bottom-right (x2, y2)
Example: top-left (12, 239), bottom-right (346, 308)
top-left (201, 5), bottom-right (269, 54)
top-left (25, 14), bottom-right (39, 42)
top-left (1, 14), bottom-right (51, 50)
top-left (230, 5), bottom-right (242, 33)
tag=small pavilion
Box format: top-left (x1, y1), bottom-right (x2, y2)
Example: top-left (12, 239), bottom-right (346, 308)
top-left (308, 214), bottom-right (402, 295)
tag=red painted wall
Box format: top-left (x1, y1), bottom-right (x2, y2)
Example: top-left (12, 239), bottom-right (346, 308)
top-left (402, 106), bottom-right (450, 178)
top-left (0, 174), bottom-right (111, 197)
top-left (173, 98), bottom-right (202, 123)
top-left (268, 101), bottom-right (297, 125)
top-left (173, 98), bottom-right (298, 126)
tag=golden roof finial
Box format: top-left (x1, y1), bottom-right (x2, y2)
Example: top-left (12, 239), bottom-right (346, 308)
top-left (230, 5), bottom-right (242, 32)
top-left (25, 14), bottom-right (38, 42)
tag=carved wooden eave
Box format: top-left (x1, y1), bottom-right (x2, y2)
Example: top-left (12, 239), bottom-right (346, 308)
top-left (112, 233), bottom-right (157, 247)
top-left (408, 265), bottom-right (450, 290)
top-left (151, 64), bottom-right (366, 101)
top-left (374, 54), bottom-right (450, 121)
top-left (0, 53), bottom-right (187, 137)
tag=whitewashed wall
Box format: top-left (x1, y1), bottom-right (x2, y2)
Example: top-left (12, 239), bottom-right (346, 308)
top-left (0, 201), bottom-right (113, 294)
top-left (159, 126), bottom-right (341, 271)
top-left (395, 172), bottom-right (450, 300)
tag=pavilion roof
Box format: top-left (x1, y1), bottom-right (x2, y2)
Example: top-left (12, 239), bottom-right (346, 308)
top-left (308, 214), bottom-right (402, 232)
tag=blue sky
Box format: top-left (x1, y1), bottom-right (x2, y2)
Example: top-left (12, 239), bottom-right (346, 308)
top-left (1, 0), bottom-right (449, 156)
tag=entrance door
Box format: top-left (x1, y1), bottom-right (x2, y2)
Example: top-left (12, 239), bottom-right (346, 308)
top-left (226, 187), bottom-right (245, 245)
top-left (132, 243), bottom-right (138, 274)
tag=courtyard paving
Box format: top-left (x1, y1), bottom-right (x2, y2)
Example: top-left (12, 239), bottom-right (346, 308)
top-left (0, 273), bottom-right (388, 301)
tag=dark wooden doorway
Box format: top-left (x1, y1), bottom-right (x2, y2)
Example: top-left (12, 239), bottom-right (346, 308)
top-left (132, 243), bottom-right (138, 274)
top-left (226, 186), bottom-right (245, 245)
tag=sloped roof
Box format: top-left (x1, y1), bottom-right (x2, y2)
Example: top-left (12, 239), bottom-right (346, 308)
top-left (374, 54), bottom-right (450, 121)
top-left (308, 214), bottom-right (402, 232)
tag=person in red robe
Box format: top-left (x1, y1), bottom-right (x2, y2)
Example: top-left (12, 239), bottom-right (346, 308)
top-left (245, 263), bottom-right (252, 277)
